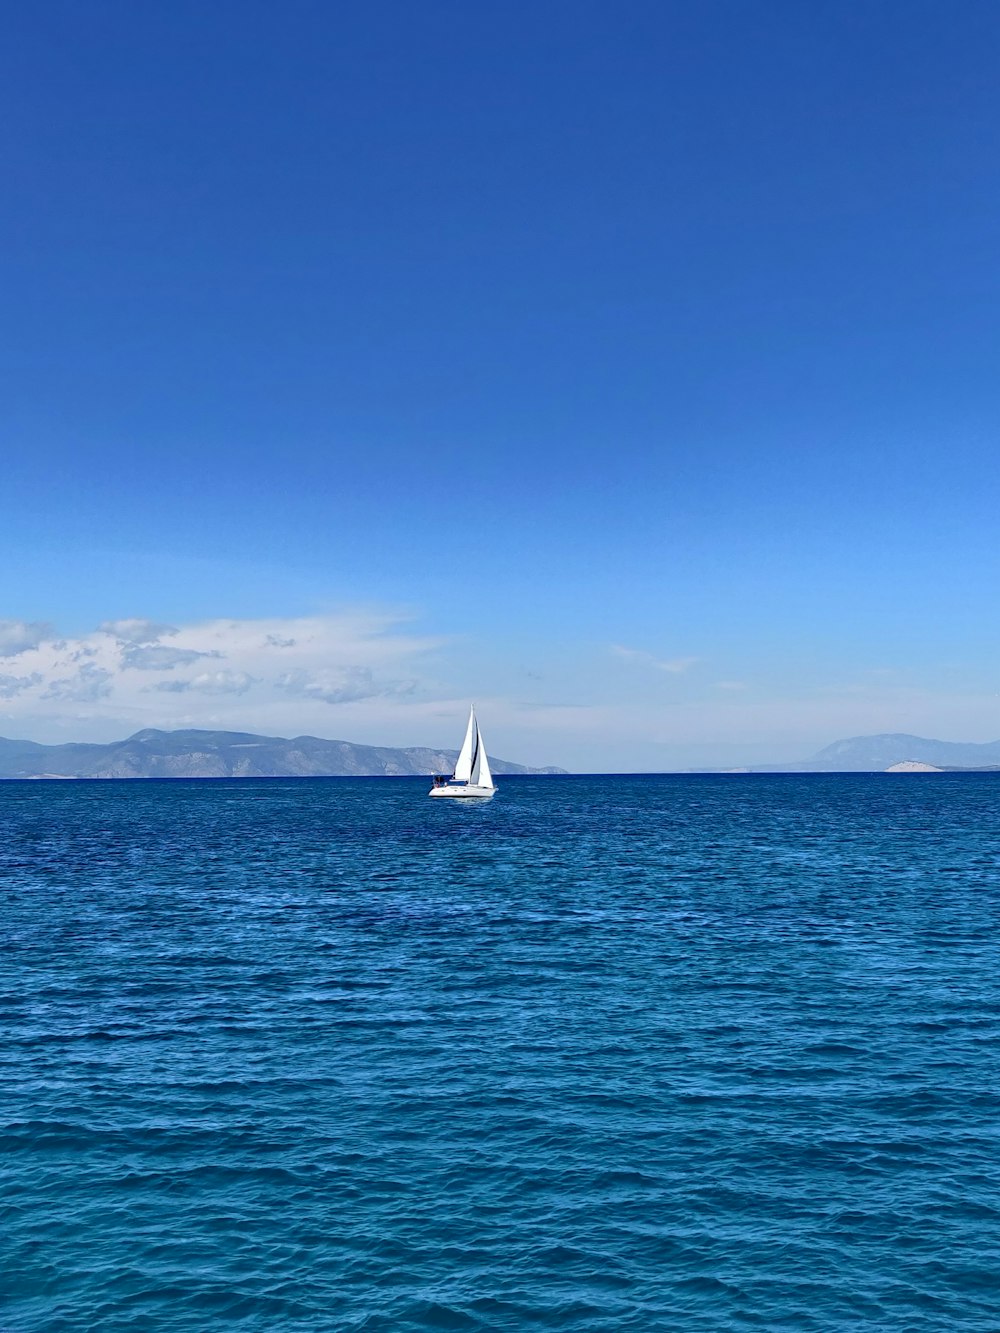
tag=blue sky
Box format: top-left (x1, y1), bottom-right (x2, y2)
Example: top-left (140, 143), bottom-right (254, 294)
top-left (2, 0), bottom-right (999, 768)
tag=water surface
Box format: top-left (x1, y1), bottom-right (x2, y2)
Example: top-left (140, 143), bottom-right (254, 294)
top-left (2, 775), bottom-right (1000, 1330)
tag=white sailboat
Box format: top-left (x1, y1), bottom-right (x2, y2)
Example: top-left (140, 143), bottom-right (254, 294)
top-left (429, 706), bottom-right (496, 799)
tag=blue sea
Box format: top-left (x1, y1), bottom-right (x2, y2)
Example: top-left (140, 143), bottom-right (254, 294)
top-left (3, 774), bottom-right (1000, 1331)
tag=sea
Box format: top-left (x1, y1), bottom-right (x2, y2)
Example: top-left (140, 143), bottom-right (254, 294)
top-left (2, 774), bottom-right (1000, 1331)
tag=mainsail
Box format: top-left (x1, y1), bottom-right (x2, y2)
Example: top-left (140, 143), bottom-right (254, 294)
top-left (451, 706), bottom-right (494, 789)
top-left (452, 707), bottom-right (477, 783)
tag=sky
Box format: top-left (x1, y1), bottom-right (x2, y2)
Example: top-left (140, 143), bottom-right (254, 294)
top-left (2, 0), bottom-right (999, 769)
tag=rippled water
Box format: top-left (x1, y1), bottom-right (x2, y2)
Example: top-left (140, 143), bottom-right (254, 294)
top-left (3, 774), bottom-right (1000, 1331)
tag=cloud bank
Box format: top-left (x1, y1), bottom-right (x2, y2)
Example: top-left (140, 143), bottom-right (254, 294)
top-left (2, 614), bottom-right (998, 769)
top-left (0, 612), bottom-right (441, 743)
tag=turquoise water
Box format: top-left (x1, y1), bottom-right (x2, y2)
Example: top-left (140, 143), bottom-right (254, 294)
top-left (2, 774), bottom-right (1000, 1331)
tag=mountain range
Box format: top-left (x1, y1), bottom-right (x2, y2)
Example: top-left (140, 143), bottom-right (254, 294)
top-left (2, 728), bottom-right (998, 779)
top-left (0, 728), bottom-right (566, 780)
top-left (737, 733), bottom-right (1000, 772)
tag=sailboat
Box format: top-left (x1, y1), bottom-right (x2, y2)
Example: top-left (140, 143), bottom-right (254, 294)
top-left (429, 706), bottom-right (496, 799)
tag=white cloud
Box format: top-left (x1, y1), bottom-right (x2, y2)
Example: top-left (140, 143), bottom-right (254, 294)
top-left (275, 666), bottom-right (411, 705)
top-left (154, 669), bottom-right (255, 696)
top-left (0, 672), bottom-right (42, 698)
top-left (0, 620), bottom-right (51, 657)
top-left (122, 645), bottom-right (219, 671)
top-left (42, 664), bottom-right (115, 702)
top-left (611, 644), bottom-right (701, 674)
top-left (100, 619), bottom-right (177, 644)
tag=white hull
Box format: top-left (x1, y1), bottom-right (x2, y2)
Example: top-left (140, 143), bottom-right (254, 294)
top-left (428, 783), bottom-right (495, 799)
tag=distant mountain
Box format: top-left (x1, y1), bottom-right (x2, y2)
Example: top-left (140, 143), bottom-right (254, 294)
top-left (0, 728), bottom-right (567, 780)
top-left (748, 733), bottom-right (1000, 773)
